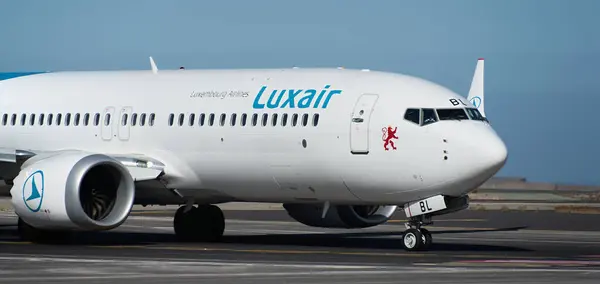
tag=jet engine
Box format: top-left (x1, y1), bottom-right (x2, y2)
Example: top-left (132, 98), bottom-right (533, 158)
top-left (283, 203), bottom-right (397, 228)
top-left (9, 151), bottom-right (135, 231)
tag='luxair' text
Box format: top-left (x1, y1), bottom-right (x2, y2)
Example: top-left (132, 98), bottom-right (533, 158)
top-left (252, 85), bottom-right (342, 109)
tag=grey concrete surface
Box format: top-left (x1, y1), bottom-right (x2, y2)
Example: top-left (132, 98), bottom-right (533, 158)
top-left (1, 209), bottom-right (600, 283)
top-left (3, 197), bottom-right (600, 214)
top-left (0, 254), bottom-right (598, 284)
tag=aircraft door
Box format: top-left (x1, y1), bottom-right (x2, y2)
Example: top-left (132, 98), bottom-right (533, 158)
top-left (118, 106), bottom-right (132, 141)
top-left (101, 106), bottom-right (115, 141)
top-left (350, 93), bottom-right (379, 154)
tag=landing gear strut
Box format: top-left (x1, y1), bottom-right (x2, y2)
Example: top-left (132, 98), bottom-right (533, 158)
top-left (173, 204), bottom-right (225, 242)
top-left (401, 215), bottom-right (433, 251)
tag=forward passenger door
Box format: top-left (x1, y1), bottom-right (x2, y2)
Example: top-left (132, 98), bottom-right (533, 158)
top-left (350, 94), bottom-right (379, 154)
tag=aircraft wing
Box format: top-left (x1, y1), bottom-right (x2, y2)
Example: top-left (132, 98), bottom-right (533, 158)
top-left (0, 148), bottom-right (165, 184)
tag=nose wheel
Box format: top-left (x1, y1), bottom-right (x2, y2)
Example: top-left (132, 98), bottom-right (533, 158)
top-left (401, 217), bottom-right (433, 251)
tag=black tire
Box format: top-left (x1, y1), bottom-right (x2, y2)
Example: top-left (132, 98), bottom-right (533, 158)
top-left (401, 228), bottom-right (423, 251)
top-left (419, 228), bottom-right (433, 250)
top-left (173, 205), bottom-right (225, 242)
top-left (173, 206), bottom-right (199, 241)
top-left (204, 204), bottom-right (225, 242)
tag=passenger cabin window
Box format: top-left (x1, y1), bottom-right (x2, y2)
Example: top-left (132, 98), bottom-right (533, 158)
top-left (436, 108), bottom-right (468, 121)
top-left (29, 114), bottom-right (35, 126)
top-left (65, 113), bottom-right (71, 126)
top-left (312, 114), bottom-right (319, 126)
top-left (140, 113), bottom-right (147, 126)
top-left (199, 113), bottom-right (205, 126)
top-left (251, 114), bottom-right (258, 126)
top-left (178, 113), bottom-right (184, 126)
top-left (131, 113), bottom-right (138, 126)
top-left (149, 113), bottom-right (155, 126)
top-left (38, 114), bottom-right (45, 125)
top-left (261, 113), bottom-right (268, 126)
top-left (2, 114), bottom-right (7, 126)
top-left (94, 113), bottom-right (100, 126)
top-left (421, 108), bottom-right (437, 126)
top-left (104, 113), bottom-right (110, 126)
top-left (121, 113), bottom-right (128, 126)
top-left (241, 113), bottom-right (247, 126)
top-left (208, 113), bottom-right (215, 126)
top-left (74, 113), bottom-right (80, 126)
top-left (47, 114), bottom-right (53, 126)
top-left (168, 114), bottom-right (174, 126)
top-left (403, 108), bottom-right (420, 125)
top-left (230, 113), bottom-right (237, 126)
top-left (219, 113), bottom-right (226, 126)
top-left (292, 114), bottom-right (298, 126)
top-left (189, 113), bottom-right (195, 126)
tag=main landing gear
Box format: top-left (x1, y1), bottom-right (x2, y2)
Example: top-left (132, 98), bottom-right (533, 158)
top-left (401, 215), bottom-right (433, 251)
top-left (173, 204), bottom-right (225, 242)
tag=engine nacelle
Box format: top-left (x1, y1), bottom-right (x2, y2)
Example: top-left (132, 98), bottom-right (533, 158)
top-left (283, 203), bottom-right (397, 228)
top-left (10, 151), bottom-right (135, 231)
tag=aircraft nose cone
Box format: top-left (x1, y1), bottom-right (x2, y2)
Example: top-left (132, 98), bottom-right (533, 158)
top-left (479, 133), bottom-right (508, 175)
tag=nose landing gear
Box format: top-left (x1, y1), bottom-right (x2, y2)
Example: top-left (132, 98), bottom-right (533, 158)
top-left (399, 194), bottom-right (469, 251)
top-left (401, 215), bottom-right (433, 251)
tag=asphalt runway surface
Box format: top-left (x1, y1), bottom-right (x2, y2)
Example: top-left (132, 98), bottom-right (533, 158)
top-left (1, 208), bottom-right (600, 283)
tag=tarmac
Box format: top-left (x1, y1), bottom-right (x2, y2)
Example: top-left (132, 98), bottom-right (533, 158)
top-left (1, 203), bottom-right (600, 283)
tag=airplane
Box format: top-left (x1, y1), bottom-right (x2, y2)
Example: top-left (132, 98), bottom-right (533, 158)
top-left (0, 58), bottom-right (506, 251)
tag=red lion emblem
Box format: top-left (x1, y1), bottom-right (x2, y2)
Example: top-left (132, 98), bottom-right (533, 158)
top-left (382, 126), bottom-right (398, 151)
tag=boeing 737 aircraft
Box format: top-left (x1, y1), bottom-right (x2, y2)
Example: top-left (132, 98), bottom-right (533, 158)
top-left (0, 58), bottom-right (505, 251)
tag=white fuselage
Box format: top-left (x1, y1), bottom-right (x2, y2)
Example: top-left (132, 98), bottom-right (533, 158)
top-left (0, 68), bottom-right (507, 206)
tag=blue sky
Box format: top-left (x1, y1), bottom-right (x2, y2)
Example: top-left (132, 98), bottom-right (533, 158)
top-left (1, 0), bottom-right (599, 185)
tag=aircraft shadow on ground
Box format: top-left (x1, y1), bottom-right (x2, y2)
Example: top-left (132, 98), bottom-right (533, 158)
top-left (0, 223), bottom-right (531, 252)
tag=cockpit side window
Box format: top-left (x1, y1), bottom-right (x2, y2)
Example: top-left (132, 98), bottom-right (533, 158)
top-left (421, 108), bottom-right (438, 126)
top-left (436, 108), bottom-right (469, 121)
top-left (465, 108), bottom-right (487, 121)
top-left (403, 108), bottom-right (420, 125)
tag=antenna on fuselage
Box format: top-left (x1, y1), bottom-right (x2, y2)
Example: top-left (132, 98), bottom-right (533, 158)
top-left (149, 56), bottom-right (158, 74)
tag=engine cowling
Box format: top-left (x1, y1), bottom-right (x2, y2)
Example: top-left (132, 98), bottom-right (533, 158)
top-left (283, 203), bottom-right (397, 228)
top-left (10, 151), bottom-right (135, 231)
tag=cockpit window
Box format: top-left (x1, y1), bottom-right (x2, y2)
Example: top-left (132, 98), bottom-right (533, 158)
top-left (421, 108), bottom-right (437, 126)
top-left (403, 108), bottom-right (420, 125)
top-left (465, 108), bottom-right (487, 121)
top-left (436, 108), bottom-right (469, 121)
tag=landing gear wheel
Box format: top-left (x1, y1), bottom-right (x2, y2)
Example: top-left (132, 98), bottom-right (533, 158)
top-left (420, 228), bottom-right (432, 250)
top-left (173, 204), bottom-right (225, 242)
top-left (401, 228), bottom-right (423, 251)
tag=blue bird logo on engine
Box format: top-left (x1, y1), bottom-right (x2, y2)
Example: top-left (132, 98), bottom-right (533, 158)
top-left (22, 170), bottom-right (45, 212)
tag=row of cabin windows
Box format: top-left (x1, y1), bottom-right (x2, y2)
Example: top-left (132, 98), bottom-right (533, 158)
top-left (1, 113), bottom-right (156, 127)
top-left (168, 113), bottom-right (320, 127)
